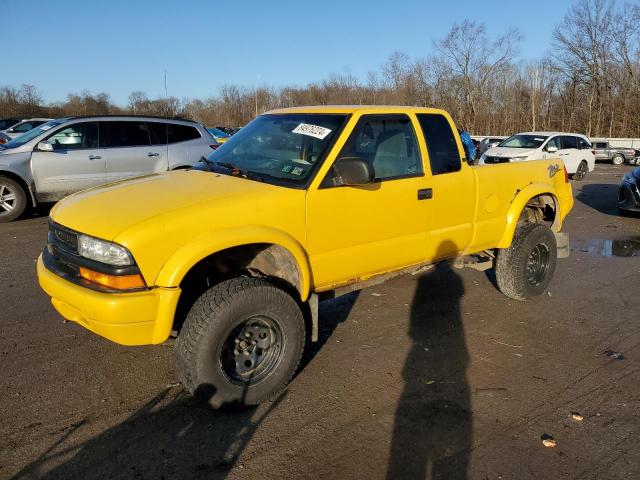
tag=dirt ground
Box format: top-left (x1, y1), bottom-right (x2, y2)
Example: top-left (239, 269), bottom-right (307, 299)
top-left (1, 164), bottom-right (639, 480)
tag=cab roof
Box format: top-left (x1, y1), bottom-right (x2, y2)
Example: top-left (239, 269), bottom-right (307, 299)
top-left (265, 105), bottom-right (449, 115)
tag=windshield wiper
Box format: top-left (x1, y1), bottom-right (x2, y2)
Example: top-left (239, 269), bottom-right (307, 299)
top-left (198, 156), bottom-right (216, 170)
top-left (214, 161), bottom-right (264, 182)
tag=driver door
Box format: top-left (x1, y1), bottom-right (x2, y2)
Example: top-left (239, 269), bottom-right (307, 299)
top-left (31, 121), bottom-right (106, 201)
top-left (305, 114), bottom-right (433, 290)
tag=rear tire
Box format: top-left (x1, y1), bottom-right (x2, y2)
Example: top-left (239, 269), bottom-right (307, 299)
top-left (0, 176), bottom-right (27, 223)
top-left (176, 277), bottom-right (305, 408)
top-left (612, 155), bottom-right (624, 165)
top-left (495, 223), bottom-right (557, 301)
top-left (572, 161), bottom-right (588, 181)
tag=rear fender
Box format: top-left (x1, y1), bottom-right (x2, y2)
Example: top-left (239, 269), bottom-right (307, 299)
top-left (496, 183), bottom-right (559, 249)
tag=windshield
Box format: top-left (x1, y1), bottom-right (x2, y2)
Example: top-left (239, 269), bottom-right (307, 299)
top-left (498, 134), bottom-right (548, 149)
top-left (1, 120), bottom-right (63, 149)
top-left (196, 113), bottom-right (347, 187)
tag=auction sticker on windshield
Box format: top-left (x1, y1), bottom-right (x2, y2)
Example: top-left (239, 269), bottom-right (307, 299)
top-left (292, 123), bottom-right (332, 140)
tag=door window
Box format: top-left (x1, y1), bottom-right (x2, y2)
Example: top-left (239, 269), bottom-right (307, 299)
top-left (105, 121), bottom-right (151, 147)
top-left (416, 113), bottom-right (462, 175)
top-left (331, 114), bottom-right (422, 182)
top-left (561, 136), bottom-right (578, 149)
top-left (577, 137), bottom-right (591, 150)
top-left (595, 142), bottom-right (607, 149)
top-left (46, 122), bottom-right (99, 150)
top-left (545, 136), bottom-right (562, 150)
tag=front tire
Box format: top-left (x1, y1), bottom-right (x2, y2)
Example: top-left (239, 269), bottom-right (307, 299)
top-left (612, 155), bottom-right (624, 165)
top-left (0, 176), bottom-right (27, 223)
top-left (176, 277), bottom-right (305, 408)
top-left (495, 223), bottom-right (557, 301)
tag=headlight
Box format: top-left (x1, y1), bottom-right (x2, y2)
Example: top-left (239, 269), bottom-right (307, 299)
top-left (78, 235), bottom-right (134, 266)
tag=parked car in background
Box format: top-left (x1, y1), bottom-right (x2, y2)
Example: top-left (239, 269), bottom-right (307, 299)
top-left (0, 116), bottom-right (216, 222)
top-left (0, 118), bottom-right (23, 131)
top-left (477, 136), bottom-right (507, 158)
top-left (215, 126), bottom-right (235, 135)
top-left (207, 127), bottom-right (231, 144)
top-left (2, 118), bottom-right (52, 139)
top-left (592, 141), bottom-right (639, 165)
top-left (479, 132), bottom-right (595, 180)
top-left (618, 166), bottom-right (640, 214)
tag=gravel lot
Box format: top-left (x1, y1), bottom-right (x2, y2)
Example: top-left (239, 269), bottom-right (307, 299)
top-left (1, 164), bottom-right (639, 480)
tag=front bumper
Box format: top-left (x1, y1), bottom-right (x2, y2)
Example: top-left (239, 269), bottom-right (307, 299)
top-left (37, 254), bottom-right (181, 346)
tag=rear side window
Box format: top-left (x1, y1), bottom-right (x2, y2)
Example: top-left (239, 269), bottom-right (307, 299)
top-left (147, 122), bottom-right (201, 144)
top-left (595, 142), bottom-right (607, 149)
top-left (577, 138), bottom-right (591, 150)
top-left (105, 121), bottom-right (151, 147)
top-left (46, 122), bottom-right (99, 150)
top-left (561, 136), bottom-right (578, 149)
top-left (416, 113), bottom-right (461, 175)
top-left (336, 114), bottom-right (422, 181)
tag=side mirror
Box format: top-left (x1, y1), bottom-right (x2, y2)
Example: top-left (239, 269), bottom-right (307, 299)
top-left (546, 146), bottom-right (558, 153)
top-left (332, 157), bottom-right (375, 186)
top-left (36, 141), bottom-right (53, 152)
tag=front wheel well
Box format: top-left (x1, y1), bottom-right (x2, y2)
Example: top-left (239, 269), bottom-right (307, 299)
top-left (172, 243), bottom-right (303, 334)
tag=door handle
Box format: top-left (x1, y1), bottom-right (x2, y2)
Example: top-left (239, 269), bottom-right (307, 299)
top-left (418, 188), bottom-right (433, 200)
top-left (88, 155), bottom-right (102, 160)
top-left (147, 152), bottom-right (160, 157)
top-left (559, 153), bottom-right (570, 156)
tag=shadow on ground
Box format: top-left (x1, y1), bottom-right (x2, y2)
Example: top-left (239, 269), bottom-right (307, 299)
top-left (576, 183), bottom-right (620, 216)
top-left (387, 241), bottom-right (472, 479)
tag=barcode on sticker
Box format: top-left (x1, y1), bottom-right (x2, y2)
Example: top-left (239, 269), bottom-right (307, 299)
top-left (292, 123), bottom-right (331, 140)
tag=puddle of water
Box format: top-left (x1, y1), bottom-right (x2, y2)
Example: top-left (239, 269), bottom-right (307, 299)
top-left (573, 239), bottom-right (640, 258)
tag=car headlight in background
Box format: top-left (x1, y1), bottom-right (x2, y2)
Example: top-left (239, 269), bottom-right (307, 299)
top-left (78, 235), bottom-right (134, 266)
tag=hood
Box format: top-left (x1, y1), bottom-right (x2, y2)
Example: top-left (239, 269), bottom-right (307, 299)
top-left (485, 147), bottom-right (538, 158)
top-left (51, 170), bottom-right (282, 240)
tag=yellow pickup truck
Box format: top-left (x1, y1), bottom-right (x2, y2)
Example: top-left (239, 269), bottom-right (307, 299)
top-left (37, 106), bottom-right (574, 407)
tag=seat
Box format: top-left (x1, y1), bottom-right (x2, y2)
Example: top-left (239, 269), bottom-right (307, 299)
top-left (373, 129), bottom-right (409, 179)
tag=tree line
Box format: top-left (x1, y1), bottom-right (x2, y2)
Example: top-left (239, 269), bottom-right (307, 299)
top-left (1, 0), bottom-right (639, 137)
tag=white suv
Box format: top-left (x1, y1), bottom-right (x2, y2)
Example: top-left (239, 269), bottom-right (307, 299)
top-left (479, 132), bottom-right (595, 180)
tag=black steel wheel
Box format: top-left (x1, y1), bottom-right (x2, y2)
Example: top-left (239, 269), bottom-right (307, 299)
top-left (176, 277), bottom-right (305, 408)
top-left (220, 315), bottom-right (285, 386)
top-left (495, 223), bottom-right (558, 301)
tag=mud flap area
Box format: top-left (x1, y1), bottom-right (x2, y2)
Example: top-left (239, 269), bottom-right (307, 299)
top-left (555, 232), bottom-right (570, 259)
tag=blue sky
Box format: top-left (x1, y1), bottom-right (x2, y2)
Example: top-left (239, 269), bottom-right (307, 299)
top-left (3, 0), bottom-right (575, 105)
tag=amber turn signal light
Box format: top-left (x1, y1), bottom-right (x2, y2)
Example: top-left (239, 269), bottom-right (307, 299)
top-left (79, 267), bottom-right (146, 290)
